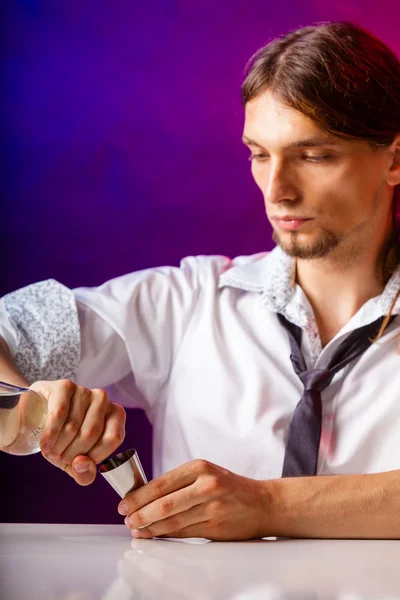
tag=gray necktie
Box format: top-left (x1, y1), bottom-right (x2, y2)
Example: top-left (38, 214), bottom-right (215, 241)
top-left (277, 314), bottom-right (392, 477)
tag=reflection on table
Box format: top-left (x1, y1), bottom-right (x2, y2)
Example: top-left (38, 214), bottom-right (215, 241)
top-left (0, 524), bottom-right (399, 600)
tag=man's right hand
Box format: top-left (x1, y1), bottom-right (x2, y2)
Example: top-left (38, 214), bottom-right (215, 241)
top-left (30, 379), bottom-right (126, 486)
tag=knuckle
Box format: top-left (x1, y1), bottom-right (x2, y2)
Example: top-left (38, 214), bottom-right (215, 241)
top-left (126, 497), bottom-right (140, 514)
top-left (135, 511), bottom-right (149, 528)
top-left (64, 420), bottom-right (79, 437)
top-left (158, 497), bottom-right (173, 518)
top-left (58, 379), bottom-right (75, 393)
top-left (59, 451), bottom-right (71, 464)
top-left (92, 388), bottom-right (109, 406)
top-left (77, 386), bottom-right (91, 400)
top-left (153, 477), bottom-right (167, 496)
top-left (92, 387), bottom-right (106, 396)
top-left (43, 424), bottom-right (58, 439)
top-left (115, 427), bottom-right (125, 445)
top-left (112, 402), bottom-right (126, 422)
top-left (52, 405), bottom-right (69, 421)
top-left (203, 474), bottom-right (221, 494)
top-left (167, 516), bottom-right (181, 532)
top-left (194, 458), bottom-right (212, 474)
top-left (81, 424), bottom-right (102, 441)
top-left (47, 448), bottom-right (61, 461)
top-left (72, 386), bottom-right (92, 407)
top-left (103, 427), bottom-right (124, 447)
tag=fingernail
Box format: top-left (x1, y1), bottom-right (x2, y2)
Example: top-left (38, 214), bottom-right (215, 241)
top-left (124, 516), bottom-right (131, 528)
top-left (42, 444), bottom-right (52, 454)
top-left (118, 503), bottom-right (128, 515)
top-left (74, 462), bottom-right (89, 473)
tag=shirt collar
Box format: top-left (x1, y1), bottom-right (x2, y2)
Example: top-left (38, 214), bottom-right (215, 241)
top-left (381, 261), bottom-right (400, 316)
top-left (218, 245), bottom-right (400, 318)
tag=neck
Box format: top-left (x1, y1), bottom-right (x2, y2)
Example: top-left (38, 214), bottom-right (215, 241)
top-left (295, 235), bottom-right (398, 346)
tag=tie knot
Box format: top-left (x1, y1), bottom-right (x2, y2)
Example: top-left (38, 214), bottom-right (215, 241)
top-left (299, 368), bottom-right (334, 392)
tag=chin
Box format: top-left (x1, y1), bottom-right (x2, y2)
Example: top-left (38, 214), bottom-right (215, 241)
top-left (272, 229), bottom-right (339, 259)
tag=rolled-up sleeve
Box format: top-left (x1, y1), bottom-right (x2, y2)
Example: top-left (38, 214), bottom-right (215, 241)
top-left (1, 279), bottom-right (80, 384)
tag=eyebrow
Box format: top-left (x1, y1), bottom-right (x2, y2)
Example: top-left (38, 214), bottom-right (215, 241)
top-left (242, 135), bottom-right (340, 149)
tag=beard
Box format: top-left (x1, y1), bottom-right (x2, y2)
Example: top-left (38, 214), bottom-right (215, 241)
top-left (272, 228), bottom-right (341, 259)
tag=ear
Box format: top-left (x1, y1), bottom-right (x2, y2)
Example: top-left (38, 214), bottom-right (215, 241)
top-left (386, 134), bottom-right (400, 187)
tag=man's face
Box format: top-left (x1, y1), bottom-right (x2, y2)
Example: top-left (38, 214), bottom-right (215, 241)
top-left (243, 91), bottom-right (394, 260)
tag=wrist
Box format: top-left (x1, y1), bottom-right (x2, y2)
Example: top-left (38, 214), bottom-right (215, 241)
top-left (263, 476), bottom-right (312, 538)
top-left (262, 477), bottom-right (292, 537)
top-left (0, 341), bottom-right (29, 387)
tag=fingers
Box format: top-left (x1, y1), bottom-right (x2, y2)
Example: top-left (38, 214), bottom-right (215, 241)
top-left (70, 455), bottom-right (97, 486)
top-left (119, 459), bottom-right (215, 516)
top-left (46, 387), bottom-right (92, 461)
top-left (85, 402), bottom-right (126, 464)
top-left (50, 455), bottom-right (97, 486)
top-left (32, 379), bottom-right (126, 486)
top-left (60, 402), bottom-right (125, 486)
top-left (36, 379), bottom-right (75, 454)
top-left (127, 504), bottom-right (209, 539)
top-left (118, 459), bottom-right (270, 542)
top-left (120, 460), bottom-right (227, 540)
top-left (60, 389), bottom-right (109, 464)
top-left (124, 481), bottom-right (205, 531)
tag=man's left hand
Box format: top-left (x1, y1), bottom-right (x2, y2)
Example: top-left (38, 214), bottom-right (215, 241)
top-left (117, 459), bottom-right (272, 540)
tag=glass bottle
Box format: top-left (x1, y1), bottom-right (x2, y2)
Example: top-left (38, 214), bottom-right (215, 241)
top-left (0, 381), bottom-right (47, 455)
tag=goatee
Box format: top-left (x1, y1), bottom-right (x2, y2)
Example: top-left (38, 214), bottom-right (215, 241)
top-left (272, 229), bottom-right (340, 259)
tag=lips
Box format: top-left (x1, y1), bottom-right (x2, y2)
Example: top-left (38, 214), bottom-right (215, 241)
top-left (272, 216), bottom-right (313, 231)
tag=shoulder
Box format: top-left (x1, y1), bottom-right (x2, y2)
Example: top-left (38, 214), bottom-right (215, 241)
top-left (80, 252), bottom-right (272, 299)
top-left (178, 251), bottom-right (271, 285)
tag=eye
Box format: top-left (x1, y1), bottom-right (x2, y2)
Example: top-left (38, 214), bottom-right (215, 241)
top-left (248, 153), bottom-right (268, 162)
top-left (302, 154), bottom-right (334, 163)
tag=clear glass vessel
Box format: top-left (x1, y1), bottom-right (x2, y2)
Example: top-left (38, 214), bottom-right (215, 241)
top-left (0, 381), bottom-right (47, 455)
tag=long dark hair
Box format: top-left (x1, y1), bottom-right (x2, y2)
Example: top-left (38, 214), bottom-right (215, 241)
top-left (242, 22), bottom-right (400, 145)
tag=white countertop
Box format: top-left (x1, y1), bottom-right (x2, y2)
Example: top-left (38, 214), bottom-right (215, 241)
top-left (0, 523), bottom-right (399, 599)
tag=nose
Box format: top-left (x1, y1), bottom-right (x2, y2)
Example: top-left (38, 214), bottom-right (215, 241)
top-left (263, 160), bottom-right (298, 206)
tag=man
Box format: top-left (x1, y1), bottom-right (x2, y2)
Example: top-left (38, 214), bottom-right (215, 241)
top-left (1, 21), bottom-right (400, 540)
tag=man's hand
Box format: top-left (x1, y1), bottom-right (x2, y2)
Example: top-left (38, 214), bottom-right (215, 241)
top-left (118, 460), bottom-right (400, 541)
top-left (118, 459), bottom-right (272, 540)
top-left (31, 380), bottom-right (126, 486)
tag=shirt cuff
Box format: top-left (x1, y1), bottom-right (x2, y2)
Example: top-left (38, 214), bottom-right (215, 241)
top-left (2, 279), bottom-right (80, 384)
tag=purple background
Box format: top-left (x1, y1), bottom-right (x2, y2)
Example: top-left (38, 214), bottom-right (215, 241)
top-left (1, 0), bottom-right (399, 523)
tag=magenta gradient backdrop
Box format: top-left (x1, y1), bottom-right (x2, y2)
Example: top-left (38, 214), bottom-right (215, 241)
top-left (1, 0), bottom-right (399, 523)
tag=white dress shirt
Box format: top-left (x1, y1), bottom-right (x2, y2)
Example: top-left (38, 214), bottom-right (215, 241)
top-left (1, 246), bottom-right (400, 480)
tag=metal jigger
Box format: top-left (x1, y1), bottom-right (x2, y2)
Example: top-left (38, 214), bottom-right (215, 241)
top-left (99, 448), bottom-right (148, 498)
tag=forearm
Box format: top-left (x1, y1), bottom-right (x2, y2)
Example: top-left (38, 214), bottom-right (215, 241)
top-left (268, 469), bottom-right (400, 539)
top-left (0, 337), bottom-right (29, 386)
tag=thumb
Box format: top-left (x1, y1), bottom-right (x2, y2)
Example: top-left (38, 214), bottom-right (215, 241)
top-left (65, 455), bottom-right (97, 486)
